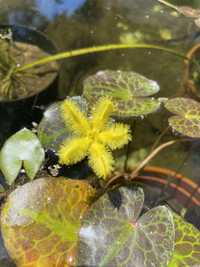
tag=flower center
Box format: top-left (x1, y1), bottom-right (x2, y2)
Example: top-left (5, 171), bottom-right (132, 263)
top-left (87, 128), bottom-right (99, 141)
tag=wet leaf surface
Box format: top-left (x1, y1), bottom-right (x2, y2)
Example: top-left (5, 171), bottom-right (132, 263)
top-left (165, 97), bottom-right (200, 137)
top-left (169, 213), bottom-right (200, 267)
top-left (0, 128), bottom-right (44, 185)
top-left (1, 177), bottom-right (95, 267)
top-left (38, 96), bottom-right (88, 152)
top-left (83, 70), bottom-right (161, 118)
top-left (77, 186), bottom-right (174, 267)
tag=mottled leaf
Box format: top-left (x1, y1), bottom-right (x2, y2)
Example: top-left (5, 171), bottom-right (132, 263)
top-left (165, 98), bottom-right (200, 118)
top-left (117, 98), bottom-right (161, 117)
top-left (169, 213), bottom-right (200, 267)
top-left (0, 128), bottom-right (44, 185)
top-left (38, 96), bottom-right (88, 152)
top-left (78, 186), bottom-right (174, 267)
top-left (165, 98), bottom-right (200, 137)
top-left (1, 177), bottom-right (95, 267)
top-left (83, 70), bottom-right (161, 118)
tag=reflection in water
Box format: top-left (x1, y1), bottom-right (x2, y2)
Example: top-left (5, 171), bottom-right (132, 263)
top-left (36, 0), bottom-right (86, 19)
top-left (8, 9), bottom-right (47, 30)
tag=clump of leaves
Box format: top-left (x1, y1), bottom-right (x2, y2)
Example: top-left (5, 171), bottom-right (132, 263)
top-left (1, 178), bottom-right (200, 267)
top-left (83, 70), bottom-right (161, 118)
top-left (165, 97), bottom-right (200, 138)
top-left (0, 128), bottom-right (44, 184)
top-left (1, 177), bottom-right (95, 267)
top-left (58, 97), bottom-right (131, 179)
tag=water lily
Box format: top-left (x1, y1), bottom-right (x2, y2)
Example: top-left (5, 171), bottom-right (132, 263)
top-left (58, 98), bottom-right (131, 179)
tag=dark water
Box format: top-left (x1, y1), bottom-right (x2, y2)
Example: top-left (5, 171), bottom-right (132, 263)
top-left (0, 0), bottom-right (199, 265)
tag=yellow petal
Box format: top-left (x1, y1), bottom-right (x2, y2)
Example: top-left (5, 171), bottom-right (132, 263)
top-left (58, 137), bottom-right (90, 165)
top-left (98, 123), bottom-right (132, 150)
top-left (61, 99), bottom-right (90, 135)
top-left (91, 98), bottom-right (114, 131)
top-left (88, 142), bottom-right (114, 179)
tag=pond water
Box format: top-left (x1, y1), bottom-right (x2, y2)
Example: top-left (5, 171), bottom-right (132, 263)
top-left (0, 0), bottom-right (200, 266)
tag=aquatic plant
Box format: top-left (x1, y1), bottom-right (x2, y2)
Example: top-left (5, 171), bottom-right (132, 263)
top-left (0, 26), bottom-right (200, 267)
top-left (165, 97), bottom-right (200, 138)
top-left (0, 27), bottom-right (58, 101)
top-left (78, 186), bottom-right (175, 267)
top-left (83, 70), bottom-right (161, 118)
top-left (0, 25), bottom-right (194, 102)
top-left (58, 97), bottom-right (131, 179)
top-left (0, 38), bottom-right (21, 98)
top-left (1, 178), bottom-right (199, 267)
top-left (169, 213), bottom-right (200, 266)
top-left (0, 128), bottom-right (44, 185)
top-left (1, 177), bottom-right (95, 267)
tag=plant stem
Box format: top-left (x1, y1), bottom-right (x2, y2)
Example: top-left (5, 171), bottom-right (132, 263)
top-left (129, 139), bottom-right (186, 179)
top-left (105, 138), bottom-right (192, 189)
top-left (16, 43), bottom-right (187, 72)
top-left (157, 0), bottom-right (178, 11)
top-left (129, 140), bottom-right (176, 179)
top-left (150, 126), bottom-right (170, 152)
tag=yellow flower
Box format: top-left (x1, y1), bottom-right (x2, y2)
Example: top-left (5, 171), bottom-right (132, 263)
top-left (58, 98), bottom-right (132, 179)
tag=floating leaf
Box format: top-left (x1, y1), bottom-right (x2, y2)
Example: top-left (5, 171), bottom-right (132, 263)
top-left (169, 213), bottom-right (200, 267)
top-left (38, 96), bottom-right (88, 152)
top-left (83, 70), bottom-right (161, 118)
top-left (77, 186), bottom-right (174, 267)
top-left (0, 128), bottom-right (44, 185)
top-left (1, 177), bottom-right (95, 267)
top-left (165, 97), bottom-right (200, 137)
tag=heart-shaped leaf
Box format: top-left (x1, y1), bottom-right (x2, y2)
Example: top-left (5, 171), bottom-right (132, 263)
top-left (77, 186), bottom-right (175, 267)
top-left (83, 70), bottom-right (161, 118)
top-left (0, 128), bottom-right (45, 185)
top-left (38, 96), bottom-right (88, 152)
top-left (165, 97), bottom-right (200, 138)
top-left (1, 177), bottom-right (95, 267)
top-left (169, 213), bottom-right (200, 267)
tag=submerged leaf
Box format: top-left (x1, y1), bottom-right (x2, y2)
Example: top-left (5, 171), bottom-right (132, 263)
top-left (83, 70), bottom-right (160, 118)
top-left (78, 186), bottom-right (174, 267)
top-left (169, 213), bottom-right (200, 267)
top-left (0, 128), bottom-right (44, 184)
top-left (165, 97), bottom-right (200, 137)
top-left (1, 177), bottom-right (95, 267)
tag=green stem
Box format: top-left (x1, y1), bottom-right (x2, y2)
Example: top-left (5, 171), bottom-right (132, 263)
top-left (16, 43), bottom-right (187, 72)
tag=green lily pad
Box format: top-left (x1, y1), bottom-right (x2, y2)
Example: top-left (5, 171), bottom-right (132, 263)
top-left (38, 96), bottom-right (88, 152)
top-left (169, 213), bottom-right (200, 267)
top-left (77, 186), bottom-right (175, 267)
top-left (0, 128), bottom-right (44, 185)
top-left (83, 70), bottom-right (161, 118)
top-left (1, 177), bottom-right (95, 267)
top-left (165, 97), bottom-right (200, 138)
